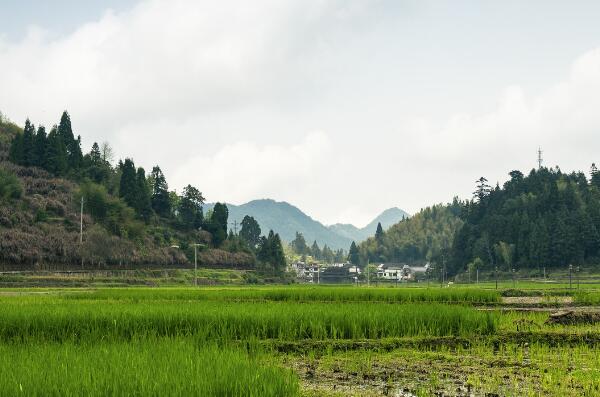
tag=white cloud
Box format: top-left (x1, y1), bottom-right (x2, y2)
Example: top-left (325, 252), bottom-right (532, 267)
top-left (4, 1), bottom-right (600, 227)
top-left (172, 131), bottom-right (331, 204)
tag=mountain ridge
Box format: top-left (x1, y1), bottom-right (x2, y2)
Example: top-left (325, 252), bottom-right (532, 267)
top-left (205, 199), bottom-right (409, 250)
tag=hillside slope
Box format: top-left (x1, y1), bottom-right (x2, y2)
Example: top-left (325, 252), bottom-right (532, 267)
top-left (206, 200), bottom-right (410, 250)
top-left (359, 202), bottom-right (462, 265)
top-left (329, 207), bottom-right (409, 242)
top-left (206, 199), bottom-right (353, 249)
top-left (0, 113), bottom-right (259, 270)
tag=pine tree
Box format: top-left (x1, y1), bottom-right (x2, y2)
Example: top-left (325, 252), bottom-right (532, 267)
top-left (22, 119), bottom-right (35, 166)
top-left (348, 241), bottom-right (360, 265)
top-left (90, 142), bottom-right (102, 164)
top-left (311, 240), bottom-right (321, 260)
top-left (57, 111), bottom-right (82, 170)
top-left (135, 167), bottom-right (153, 221)
top-left (473, 177), bottom-right (492, 202)
top-left (45, 126), bottom-right (68, 175)
top-left (118, 158), bottom-right (138, 208)
top-left (270, 232), bottom-right (286, 271)
top-left (375, 222), bottom-right (385, 242)
top-left (257, 230), bottom-right (286, 272)
top-left (150, 166), bottom-right (171, 217)
top-left (591, 163), bottom-right (600, 188)
top-left (33, 126), bottom-right (47, 168)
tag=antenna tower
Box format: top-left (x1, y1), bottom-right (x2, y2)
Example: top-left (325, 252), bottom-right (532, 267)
top-left (537, 147), bottom-right (543, 169)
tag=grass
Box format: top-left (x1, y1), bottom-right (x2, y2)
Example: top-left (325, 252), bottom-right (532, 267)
top-left (574, 290), bottom-right (600, 305)
top-left (0, 298), bottom-right (497, 342)
top-left (2, 285), bottom-right (600, 395)
top-left (0, 340), bottom-right (299, 396)
top-left (58, 285), bottom-right (502, 304)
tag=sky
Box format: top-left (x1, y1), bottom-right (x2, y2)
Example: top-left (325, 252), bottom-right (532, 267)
top-left (2, 1), bottom-right (600, 227)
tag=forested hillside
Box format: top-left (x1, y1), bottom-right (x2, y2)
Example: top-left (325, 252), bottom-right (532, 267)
top-left (0, 112), bottom-right (286, 272)
top-left (449, 168), bottom-right (600, 274)
top-left (357, 201), bottom-right (463, 265)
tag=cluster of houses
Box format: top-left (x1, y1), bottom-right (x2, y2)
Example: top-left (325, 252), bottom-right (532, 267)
top-left (289, 262), bottom-right (430, 283)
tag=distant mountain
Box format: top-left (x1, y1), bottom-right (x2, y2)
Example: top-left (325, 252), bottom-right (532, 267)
top-left (205, 200), bottom-right (409, 250)
top-left (328, 207), bottom-right (410, 243)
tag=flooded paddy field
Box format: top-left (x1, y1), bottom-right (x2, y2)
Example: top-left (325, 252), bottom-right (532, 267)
top-left (1, 285), bottom-right (599, 396)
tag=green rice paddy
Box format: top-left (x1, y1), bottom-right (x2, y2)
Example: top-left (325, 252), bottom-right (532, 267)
top-left (1, 285), bottom-right (599, 396)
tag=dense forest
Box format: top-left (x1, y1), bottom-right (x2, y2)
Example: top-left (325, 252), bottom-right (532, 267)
top-left (356, 201), bottom-right (463, 266)
top-left (354, 166), bottom-right (600, 277)
top-left (0, 111), bottom-right (286, 273)
top-left (449, 168), bottom-right (600, 274)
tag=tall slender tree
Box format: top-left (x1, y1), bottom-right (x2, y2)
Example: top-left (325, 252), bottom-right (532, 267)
top-left (45, 126), bottom-right (68, 175)
top-left (149, 166), bottom-right (171, 217)
top-left (33, 126), bottom-right (47, 168)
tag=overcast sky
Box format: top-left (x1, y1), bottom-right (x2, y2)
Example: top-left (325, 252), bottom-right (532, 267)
top-left (2, 1), bottom-right (600, 227)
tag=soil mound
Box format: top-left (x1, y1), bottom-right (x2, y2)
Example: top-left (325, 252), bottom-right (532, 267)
top-left (546, 310), bottom-right (600, 325)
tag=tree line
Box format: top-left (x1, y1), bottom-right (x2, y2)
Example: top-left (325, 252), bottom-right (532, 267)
top-left (449, 166), bottom-right (600, 274)
top-left (6, 111), bottom-right (286, 272)
top-left (289, 231), bottom-right (347, 263)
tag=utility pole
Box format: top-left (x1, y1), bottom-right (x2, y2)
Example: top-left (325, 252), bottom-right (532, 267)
top-left (495, 266), bottom-right (498, 290)
top-left (80, 196), bottom-right (83, 244)
top-left (537, 147), bottom-right (543, 169)
top-left (367, 260), bottom-right (370, 287)
top-left (569, 264), bottom-right (573, 290)
top-left (317, 264), bottom-right (320, 284)
top-left (192, 243), bottom-right (200, 287)
top-left (230, 220), bottom-right (238, 235)
top-left (80, 196), bottom-right (84, 268)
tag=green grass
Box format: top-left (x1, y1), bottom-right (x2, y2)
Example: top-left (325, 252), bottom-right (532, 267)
top-left (58, 285), bottom-right (502, 304)
top-left (574, 291), bottom-right (600, 305)
top-left (0, 340), bottom-right (299, 396)
top-left (0, 299), bottom-right (497, 342)
top-left (2, 285), bottom-right (598, 396)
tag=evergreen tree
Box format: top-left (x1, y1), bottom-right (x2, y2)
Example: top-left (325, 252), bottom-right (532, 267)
top-left (473, 177), bottom-right (492, 202)
top-left (149, 166), bottom-right (171, 217)
top-left (90, 142), bottom-right (102, 164)
top-left (592, 163), bottom-right (600, 188)
top-left (311, 240), bottom-right (321, 260)
top-left (135, 167), bottom-right (153, 221)
top-left (291, 232), bottom-right (309, 255)
top-left (57, 111), bottom-right (82, 170)
top-left (322, 245), bottom-right (334, 263)
top-left (239, 215), bottom-right (261, 249)
top-left (33, 126), bottom-right (47, 168)
top-left (45, 126), bottom-right (68, 175)
top-left (118, 159), bottom-right (138, 208)
top-left (22, 119), bottom-right (35, 166)
top-left (375, 222), bottom-right (385, 242)
top-left (208, 203), bottom-right (228, 247)
top-left (348, 241), bottom-right (360, 265)
top-left (84, 142), bottom-right (111, 184)
top-left (257, 230), bottom-right (286, 272)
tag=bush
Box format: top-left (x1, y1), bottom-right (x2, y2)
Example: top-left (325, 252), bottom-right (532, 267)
top-left (0, 167), bottom-right (22, 201)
